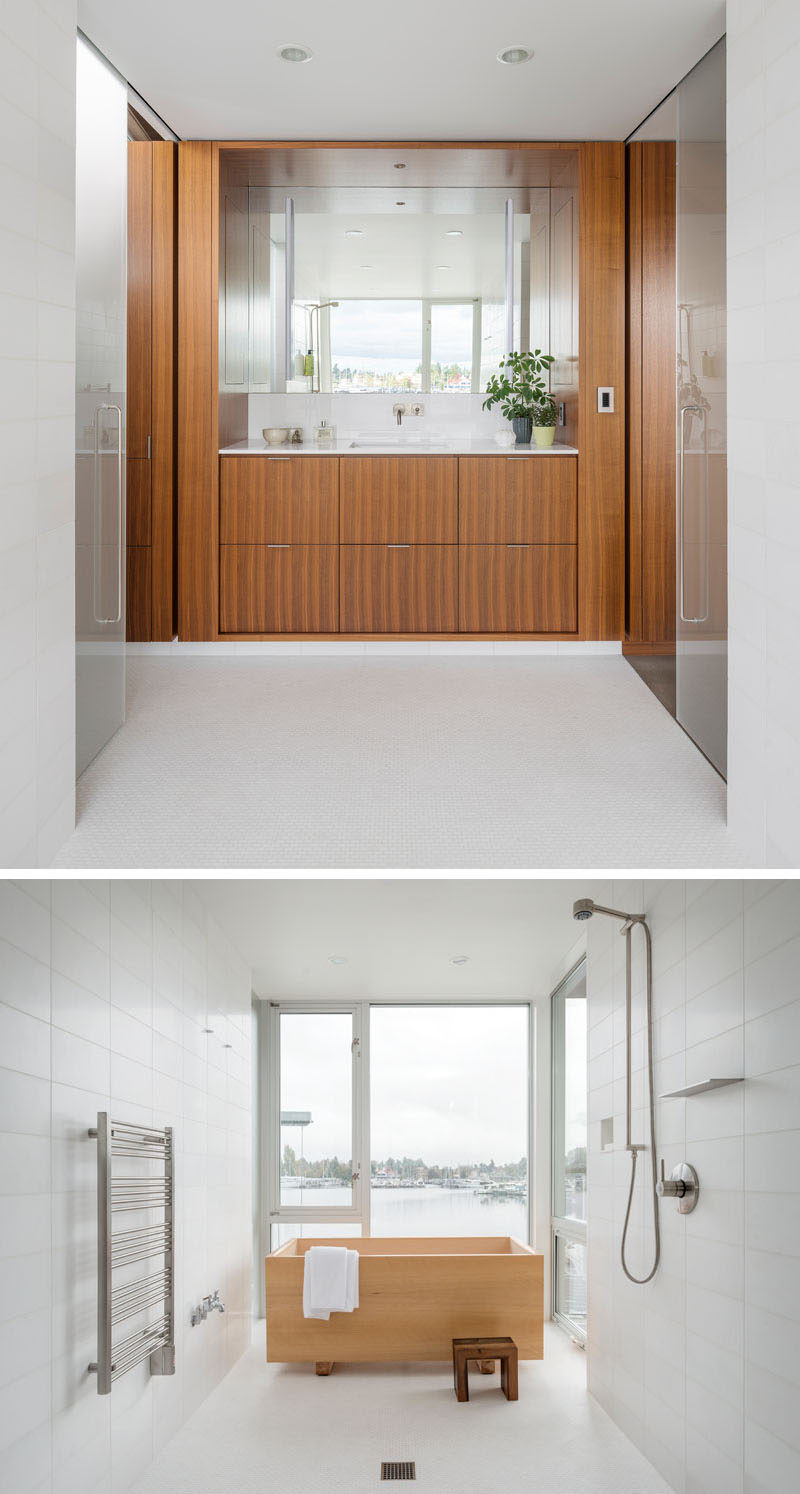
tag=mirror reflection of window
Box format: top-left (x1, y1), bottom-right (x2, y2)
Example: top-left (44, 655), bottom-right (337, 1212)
top-left (329, 300), bottom-right (424, 393)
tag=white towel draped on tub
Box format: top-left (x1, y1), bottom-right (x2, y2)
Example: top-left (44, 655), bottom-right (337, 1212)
top-left (303, 1246), bottom-right (360, 1321)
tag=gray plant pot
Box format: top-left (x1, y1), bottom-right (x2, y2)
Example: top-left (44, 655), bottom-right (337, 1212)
top-left (512, 416), bottom-right (532, 445)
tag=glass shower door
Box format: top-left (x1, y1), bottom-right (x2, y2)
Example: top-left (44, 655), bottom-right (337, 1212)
top-left (675, 41), bottom-right (727, 776)
top-left (75, 39), bottom-right (127, 774)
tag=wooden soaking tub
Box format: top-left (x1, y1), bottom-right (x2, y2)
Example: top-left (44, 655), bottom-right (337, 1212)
top-left (265, 1235), bottom-right (544, 1373)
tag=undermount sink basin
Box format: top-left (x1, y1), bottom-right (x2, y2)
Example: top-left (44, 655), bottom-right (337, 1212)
top-left (348, 439), bottom-right (453, 451)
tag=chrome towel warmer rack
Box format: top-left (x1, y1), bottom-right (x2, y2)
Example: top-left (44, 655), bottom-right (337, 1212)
top-left (88, 1113), bottom-right (175, 1394)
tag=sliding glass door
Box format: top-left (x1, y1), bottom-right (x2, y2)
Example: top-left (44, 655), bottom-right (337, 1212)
top-left (265, 1002), bottom-right (531, 1248)
top-left (551, 962), bottom-right (587, 1340)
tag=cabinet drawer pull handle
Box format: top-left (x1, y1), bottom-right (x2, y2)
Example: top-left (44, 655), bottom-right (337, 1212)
top-left (506, 544), bottom-right (530, 549)
top-left (268, 543), bottom-right (291, 549)
top-left (268, 455), bottom-right (291, 461)
top-left (387, 544), bottom-right (410, 549)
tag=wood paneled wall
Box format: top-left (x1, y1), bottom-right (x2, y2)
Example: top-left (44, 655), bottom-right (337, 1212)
top-left (126, 141), bottom-right (176, 641)
top-left (578, 142), bottom-right (626, 639)
top-left (626, 141), bottom-right (677, 645)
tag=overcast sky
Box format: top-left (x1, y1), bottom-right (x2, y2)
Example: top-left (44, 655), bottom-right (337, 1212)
top-left (329, 299), bottom-right (473, 369)
top-left (281, 1006), bottom-right (533, 1167)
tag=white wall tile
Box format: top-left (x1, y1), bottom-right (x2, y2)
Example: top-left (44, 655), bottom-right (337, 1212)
top-left (0, 879), bottom-right (253, 1494)
top-left (587, 879), bottom-right (800, 1493)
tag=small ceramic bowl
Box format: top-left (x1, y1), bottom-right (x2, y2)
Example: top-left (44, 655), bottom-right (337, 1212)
top-left (493, 428), bottom-right (516, 448)
top-left (263, 426), bottom-right (291, 445)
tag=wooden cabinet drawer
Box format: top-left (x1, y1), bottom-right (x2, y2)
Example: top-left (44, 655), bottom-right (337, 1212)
top-left (459, 545), bottom-right (577, 633)
top-left (219, 544), bottom-right (338, 633)
top-left (458, 456), bottom-right (577, 544)
top-left (219, 457), bottom-right (338, 544)
top-left (340, 456), bottom-right (458, 543)
top-left (340, 545), bottom-right (458, 633)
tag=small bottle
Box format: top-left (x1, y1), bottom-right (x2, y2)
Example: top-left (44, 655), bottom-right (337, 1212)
top-left (314, 418), bottom-right (335, 445)
top-left (291, 427), bottom-right (304, 444)
top-left (304, 347), bottom-right (314, 377)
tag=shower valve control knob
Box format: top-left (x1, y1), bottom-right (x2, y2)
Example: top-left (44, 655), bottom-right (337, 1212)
top-left (657, 1160), bottom-right (699, 1214)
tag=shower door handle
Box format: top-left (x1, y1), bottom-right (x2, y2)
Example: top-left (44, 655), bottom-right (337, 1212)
top-left (679, 402), bottom-right (709, 626)
top-left (92, 403), bottom-right (123, 626)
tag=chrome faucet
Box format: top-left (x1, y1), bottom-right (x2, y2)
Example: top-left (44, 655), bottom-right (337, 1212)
top-left (393, 403), bottom-right (405, 426)
top-left (190, 1290), bottom-right (226, 1326)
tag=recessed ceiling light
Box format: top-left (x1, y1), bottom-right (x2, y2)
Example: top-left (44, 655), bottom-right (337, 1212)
top-left (497, 45), bottom-right (533, 65)
top-left (360, 264), bottom-right (372, 269)
top-left (202, 1027), bottom-right (214, 1034)
top-left (445, 230), bottom-right (463, 237)
top-left (394, 162), bottom-right (406, 170)
top-left (278, 43), bottom-right (313, 63)
top-left (451, 955), bottom-right (469, 965)
top-left (344, 229), bottom-right (363, 238)
top-left (436, 264), bottom-right (450, 270)
top-left (329, 955), bottom-right (348, 965)
top-left (395, 201), bottom-right (405, 206)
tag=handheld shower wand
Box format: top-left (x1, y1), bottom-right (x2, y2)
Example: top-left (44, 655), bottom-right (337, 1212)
top-left (573, 898), bottom-right (661, 1285)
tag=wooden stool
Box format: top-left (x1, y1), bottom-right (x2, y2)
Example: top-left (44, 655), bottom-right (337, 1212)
top-left (452, 1337), bottom-right (519, 1402)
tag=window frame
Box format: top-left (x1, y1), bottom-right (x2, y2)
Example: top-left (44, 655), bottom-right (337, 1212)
top-left (550, 958), bottom-right (588, 1343)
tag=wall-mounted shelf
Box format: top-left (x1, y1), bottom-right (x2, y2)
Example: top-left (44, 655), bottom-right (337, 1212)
top-left (660, 1077), bottom-right (744, 1100)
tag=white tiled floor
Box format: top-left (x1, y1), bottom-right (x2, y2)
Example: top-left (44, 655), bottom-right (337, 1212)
top-left (52, 656), bottom-right (745, 868)
top-left (131, 1323), bottom-right (671, 1494)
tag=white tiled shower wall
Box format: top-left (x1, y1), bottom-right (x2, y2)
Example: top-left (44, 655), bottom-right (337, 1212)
top-left (0, 1), bottom-right (77, 865)
top-left (727, 0), bottom-right (800, 864)
top-left (0, 880), bottom-right (253, 1494)
top-left (586, 879), bottom-right (800, 1493)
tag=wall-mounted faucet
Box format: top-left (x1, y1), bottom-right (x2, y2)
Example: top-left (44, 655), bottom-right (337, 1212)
top-left (392, 402), bottom-right (424, 427)
top-left (190, 1290), bottom-right (226, 1327)
top-left (656, 1160), bottom-right (699, 1214)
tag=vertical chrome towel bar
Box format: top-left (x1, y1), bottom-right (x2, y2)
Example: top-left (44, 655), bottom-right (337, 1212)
top-left (88, 1113), bottom-right (175, 1393)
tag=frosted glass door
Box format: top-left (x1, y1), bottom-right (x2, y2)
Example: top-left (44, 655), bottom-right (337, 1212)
top-left (75, 39), bottom-right (127, 774)
top-left (675, 40), bottom-right (727, 776)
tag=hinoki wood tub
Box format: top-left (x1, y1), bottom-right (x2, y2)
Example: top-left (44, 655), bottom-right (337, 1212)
top-left (265, 1236), bottom-right (544, 1372)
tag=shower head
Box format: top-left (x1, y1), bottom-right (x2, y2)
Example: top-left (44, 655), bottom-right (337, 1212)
top-left (572, 897), bottom-right (646, 928)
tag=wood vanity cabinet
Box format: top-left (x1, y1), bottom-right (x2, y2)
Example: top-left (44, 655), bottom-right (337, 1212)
top-left (460, 545), bottom-right (577, 632)
top-left (218, 452), bottom-right (578, 636)
top-left (340, 545), bottom-right (458, 633)
top-left (220, 455), bottom-right (338, 544)
top-left (339, 455), bottom-right (458, 632)
top-left (219, 456), bottom-right (339, 631)
top-left (459, 455), bottom-right (578, 633)
top-left (339, 456), bottom-right (458, 543)
top-left (220, 544), bottom-right (338, 632)
top-left (458, 456), bottom-right (577, 543)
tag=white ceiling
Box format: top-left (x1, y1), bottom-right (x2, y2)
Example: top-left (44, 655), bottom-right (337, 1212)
top-left (79, 0), bottom-right (724, 142)
top-left (195, 879), bottom-right (596, 1001)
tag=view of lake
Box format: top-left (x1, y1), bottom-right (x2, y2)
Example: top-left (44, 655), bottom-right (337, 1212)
top-left (280, 1182), bottom-right (528, 1241)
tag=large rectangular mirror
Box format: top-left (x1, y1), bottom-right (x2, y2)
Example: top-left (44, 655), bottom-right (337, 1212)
top-left (243, 189), bottom-right (551, 396)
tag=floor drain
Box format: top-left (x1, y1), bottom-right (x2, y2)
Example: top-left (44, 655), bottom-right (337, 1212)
top-left (381, 1462), bottom-right (416, 1480)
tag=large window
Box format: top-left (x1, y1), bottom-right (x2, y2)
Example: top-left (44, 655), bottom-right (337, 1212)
top-left (370, 1006), bottom-right (529, 1239)
top-left (266, 1002), bottom-right (530, 1248)
top-left (551, 961), bottom-right (587, 1340)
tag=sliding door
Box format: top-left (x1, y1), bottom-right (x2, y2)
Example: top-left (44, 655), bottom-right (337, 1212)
top-left (75, 38), bottom-right (127, 773)
top-left (551, 961), bottom-right (587, 1340)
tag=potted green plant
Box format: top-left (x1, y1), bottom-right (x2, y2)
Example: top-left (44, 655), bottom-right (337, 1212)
top-left (532, 395), bottom-right (558, 448)
top-left (482, 350), bottom-right (555, 445)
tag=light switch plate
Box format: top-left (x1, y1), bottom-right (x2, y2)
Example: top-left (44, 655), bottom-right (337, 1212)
top-left (597, 386), bottom-right (614, 413)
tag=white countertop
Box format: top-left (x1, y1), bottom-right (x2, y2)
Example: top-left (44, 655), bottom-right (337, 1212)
top-left (219, 438), bottom-right (579, 457)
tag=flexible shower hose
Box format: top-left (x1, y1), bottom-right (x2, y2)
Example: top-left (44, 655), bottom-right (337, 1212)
top-left (620, 920), bottom-right (661, 1285)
